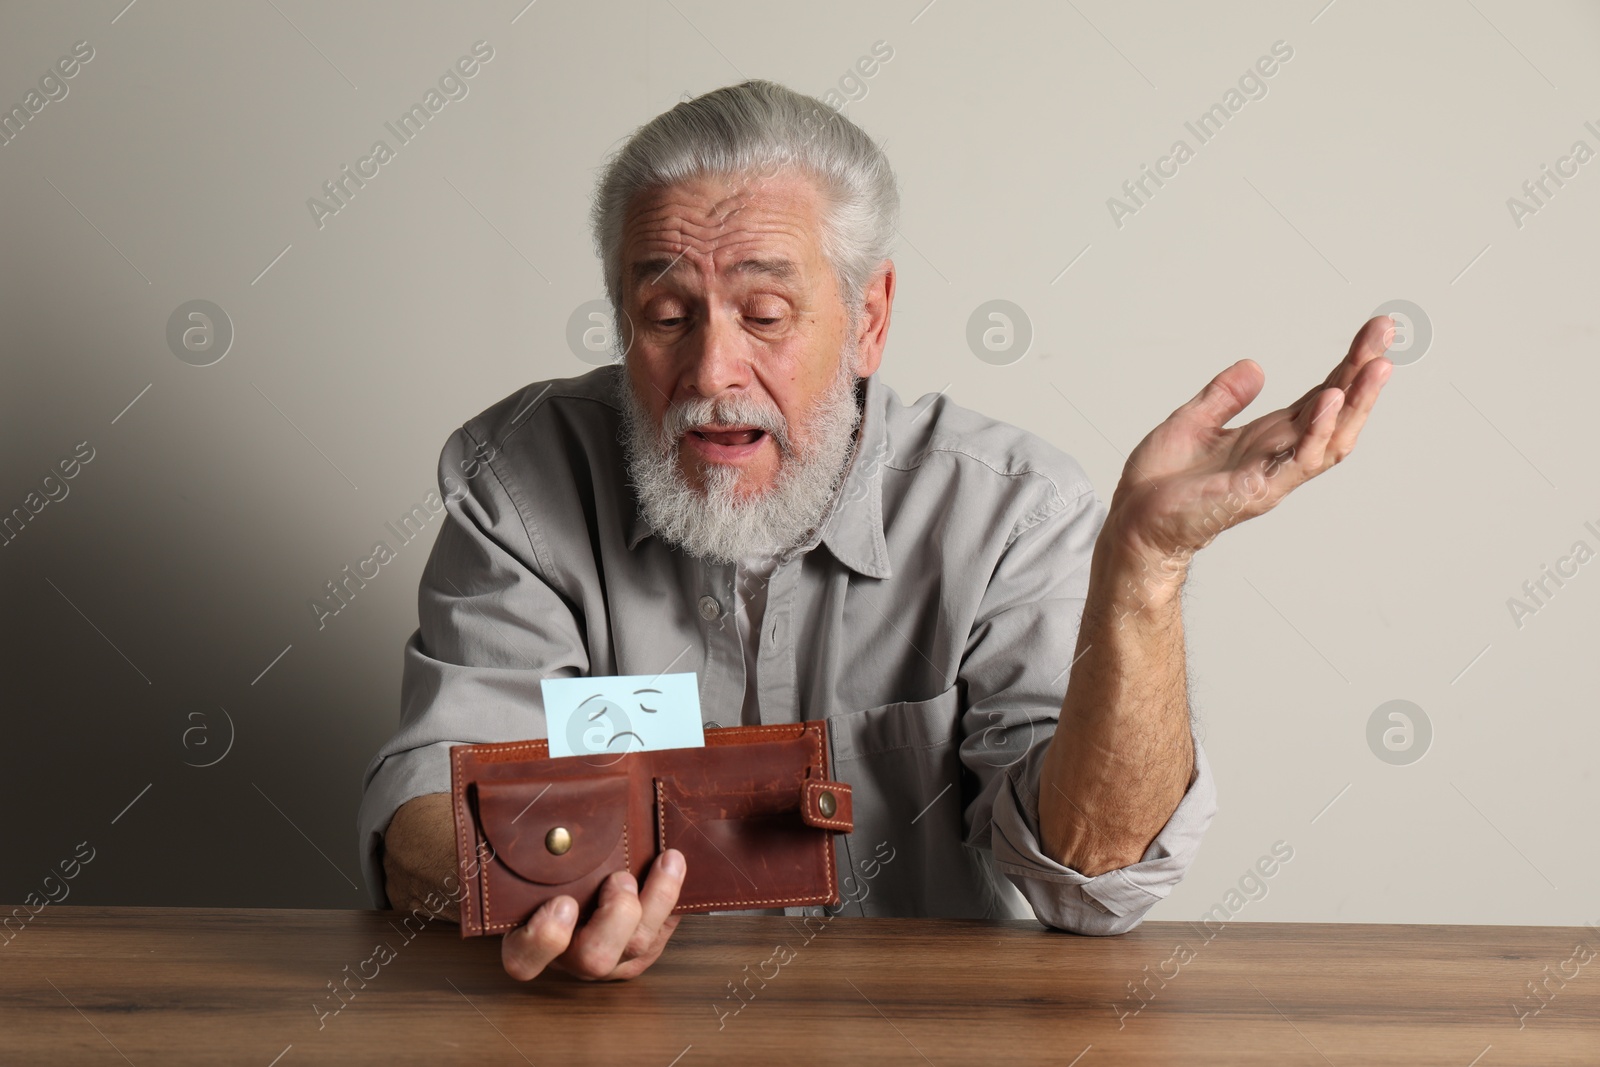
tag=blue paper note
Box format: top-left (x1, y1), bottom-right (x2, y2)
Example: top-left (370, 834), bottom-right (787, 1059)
top-left (541, 672), bottom-right (706, 758)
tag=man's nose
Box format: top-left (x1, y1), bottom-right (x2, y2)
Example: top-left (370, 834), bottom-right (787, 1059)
top-left (679, 307), bottom-right (750, 401)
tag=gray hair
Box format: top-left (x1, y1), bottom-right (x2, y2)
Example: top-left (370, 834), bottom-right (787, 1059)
top-left (589, 79), bottom-right (900, 334)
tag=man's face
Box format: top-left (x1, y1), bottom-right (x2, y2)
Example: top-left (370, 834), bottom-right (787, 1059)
top-left (620, 172), bottom-right (863, 498)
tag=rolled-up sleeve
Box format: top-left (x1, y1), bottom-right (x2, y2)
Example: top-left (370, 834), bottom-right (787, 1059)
top-left (355, 423), bottom-right (587, 909)
top-left (956, 478), bottom-right (1218, 935)
top-left (990, 723), bottom-right (1217, 934)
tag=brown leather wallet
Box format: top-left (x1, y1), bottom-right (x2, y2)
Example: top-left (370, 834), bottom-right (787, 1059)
top-left (449, 720), bottom-right (854, 938)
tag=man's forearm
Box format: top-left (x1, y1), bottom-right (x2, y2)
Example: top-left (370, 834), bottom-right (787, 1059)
top-left (383, 792), bottom-right (462, 920)
top-left (1036, 522), bottom-right (1194, 876)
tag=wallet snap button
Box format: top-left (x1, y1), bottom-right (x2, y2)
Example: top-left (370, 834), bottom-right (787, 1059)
top-left (818, 790), bottom-right (837, 818)
top-left (545, 826), bottom-right (573, 855)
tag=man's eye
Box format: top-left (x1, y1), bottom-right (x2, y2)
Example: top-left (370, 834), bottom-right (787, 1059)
top-left (747, 316), bottom-right (780, 326)
top-left (653, 317), bottom-right (686, 328)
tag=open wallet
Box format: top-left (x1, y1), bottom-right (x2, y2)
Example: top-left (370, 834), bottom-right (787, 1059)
top-left (449, 720), bottom-right (855, 938)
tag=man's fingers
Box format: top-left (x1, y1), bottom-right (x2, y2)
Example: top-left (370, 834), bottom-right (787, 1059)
top-left (1322, 351), bottom-right (1393, 463)
top-left (621, 848), bottom-right (687, 961)
top-left (553, 870), bottom-right (644, 979)
top-left (1292, 387), bottom-right (1345, 471)
top-left (501, 896), bottom-right (578, 981)
top-left (559, 851), bottom-right (687, 980)
top-left (499, 853), bottom-right (689, 984)
top-left (610, 913), bottom-right (684, 980)
top-left (1288, 315), bottom-right (1393, 417)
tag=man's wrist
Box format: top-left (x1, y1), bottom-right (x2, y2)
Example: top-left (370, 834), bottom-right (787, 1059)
top-left (1093, 510), bottom-right (1190, 621)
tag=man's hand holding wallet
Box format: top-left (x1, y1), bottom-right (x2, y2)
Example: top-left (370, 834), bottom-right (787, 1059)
top-left (382, 673), bottom-right (854, 983)
top-left (497, 840), bottom-right (690, 984)
top-left (383, 791), bottom-right (691, 983)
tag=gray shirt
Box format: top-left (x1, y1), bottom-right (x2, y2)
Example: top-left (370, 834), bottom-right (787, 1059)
top-left (356, 365), bottom-right (1217, 934)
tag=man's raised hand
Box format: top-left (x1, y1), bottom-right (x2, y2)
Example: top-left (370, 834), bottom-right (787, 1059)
top-left (1103, 314), bottom-right (1397, 574)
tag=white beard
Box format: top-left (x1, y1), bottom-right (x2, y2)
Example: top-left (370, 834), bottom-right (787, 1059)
top-left (618, 341), bottom-right (863, 565)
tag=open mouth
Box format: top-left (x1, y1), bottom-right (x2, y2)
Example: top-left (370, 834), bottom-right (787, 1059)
top-left (689, 427), bottom-right (766, 446)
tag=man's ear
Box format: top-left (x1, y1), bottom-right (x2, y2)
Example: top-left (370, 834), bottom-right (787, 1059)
top-left (853, 259), bottom-right (895, 378)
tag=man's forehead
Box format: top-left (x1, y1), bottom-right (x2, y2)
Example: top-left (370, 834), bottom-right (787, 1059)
top-left (622, 174), bottom-right (821, 289)
top-left (628, 254), bottom-right (801, 289)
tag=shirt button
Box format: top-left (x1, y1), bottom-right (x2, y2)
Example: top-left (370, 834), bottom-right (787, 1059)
top-left (698, 595), bottom-right (722, 621)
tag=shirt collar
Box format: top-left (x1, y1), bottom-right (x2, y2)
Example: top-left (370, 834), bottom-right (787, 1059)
top-left (625, 372), bottom-right (894, 580)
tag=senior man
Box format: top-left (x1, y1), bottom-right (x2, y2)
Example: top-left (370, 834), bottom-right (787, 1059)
top-left (358, 79), bottom-right (1393, 983)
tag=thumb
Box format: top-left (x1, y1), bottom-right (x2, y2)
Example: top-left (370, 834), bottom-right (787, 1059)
top-left (1174, 358), bottom-right (1264, 428)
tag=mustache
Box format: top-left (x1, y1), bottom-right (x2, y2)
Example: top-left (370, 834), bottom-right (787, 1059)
top-left (659, 394), bottom-right (793, 454)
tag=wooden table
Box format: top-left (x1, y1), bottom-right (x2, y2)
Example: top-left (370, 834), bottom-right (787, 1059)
top-left (3, 906), bottom-right (1595, 1065)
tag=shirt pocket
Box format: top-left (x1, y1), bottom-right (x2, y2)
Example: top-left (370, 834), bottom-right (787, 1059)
top-left (831, 685), bottom-right (962, 766)
top-left (826, 686), bottom-right (965, 913)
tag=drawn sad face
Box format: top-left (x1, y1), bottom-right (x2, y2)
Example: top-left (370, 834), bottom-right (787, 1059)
top-left (564, 687), bottom-right (662, 758)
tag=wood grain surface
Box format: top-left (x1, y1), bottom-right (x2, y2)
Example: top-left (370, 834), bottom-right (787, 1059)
top-left (2, 906), bottom-right (1596, 1065)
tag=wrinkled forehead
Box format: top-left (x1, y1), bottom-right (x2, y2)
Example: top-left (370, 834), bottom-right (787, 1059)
top-left (621, 172), bottom-right (827, 291)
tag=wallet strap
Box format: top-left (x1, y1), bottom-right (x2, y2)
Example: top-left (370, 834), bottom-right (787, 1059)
top-left (800, 779), bottom-right (854, 831)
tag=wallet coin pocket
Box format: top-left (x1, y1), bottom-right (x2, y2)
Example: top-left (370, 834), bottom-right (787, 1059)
top-left (474, 773), bottom-right (629, 886)
top-left (470, 772), bottom-right (634, 931)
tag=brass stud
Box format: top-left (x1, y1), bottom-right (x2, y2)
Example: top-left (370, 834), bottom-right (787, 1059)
top-left (545, 826), bottom-right (573, 855)
top-left (818, 790), bottom-right (837, 818)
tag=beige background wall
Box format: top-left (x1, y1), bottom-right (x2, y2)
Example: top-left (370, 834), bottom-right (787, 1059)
top-left (2, 0), bottom-right (1595, 926)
